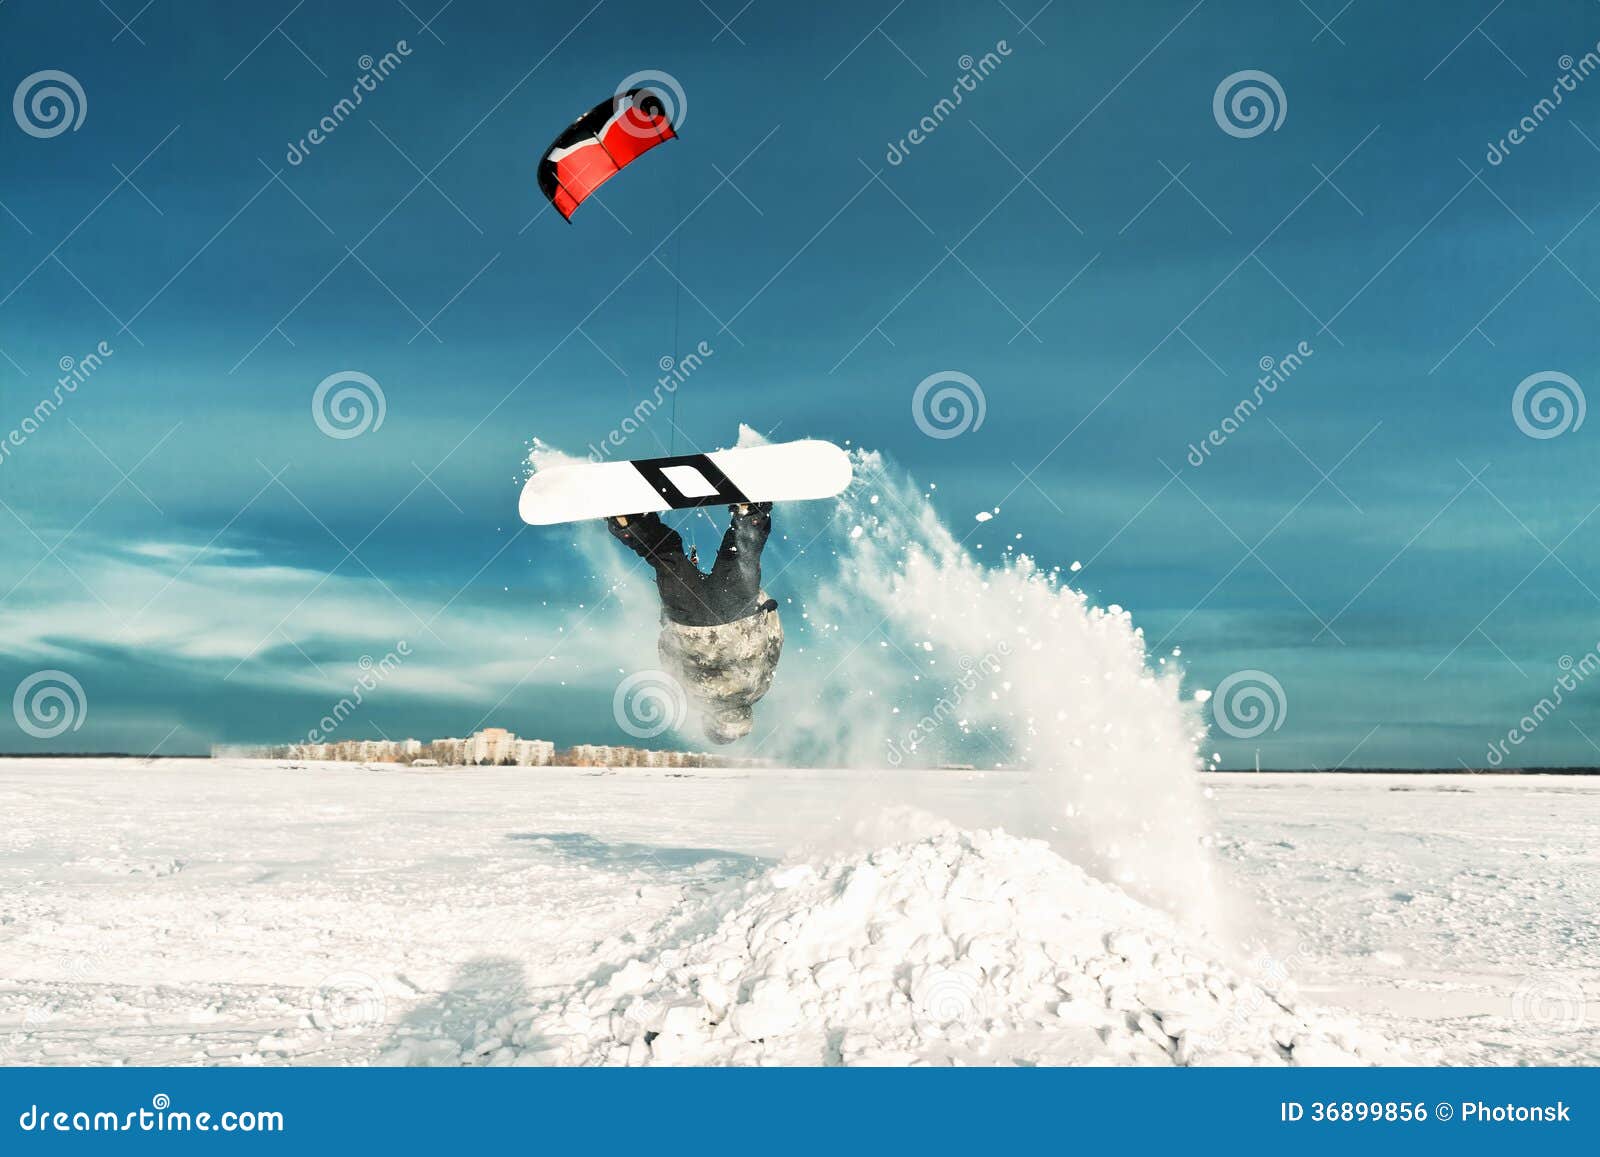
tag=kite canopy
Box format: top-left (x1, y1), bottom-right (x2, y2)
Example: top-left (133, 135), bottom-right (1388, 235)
top-left (537, 88), bottom-right (677, 221)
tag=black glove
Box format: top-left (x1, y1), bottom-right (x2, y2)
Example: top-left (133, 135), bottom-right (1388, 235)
top-left (609, 513), bottom-right (680, 560)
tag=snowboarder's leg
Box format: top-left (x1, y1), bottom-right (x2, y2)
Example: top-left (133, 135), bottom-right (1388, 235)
top-left (608, 514), bottom-right (724, 626)
top-left (705, 503), bottom-right (772, 620)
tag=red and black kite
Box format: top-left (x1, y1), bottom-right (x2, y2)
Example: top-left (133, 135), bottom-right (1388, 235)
top-left (537, 89), bottom-right (677, 221)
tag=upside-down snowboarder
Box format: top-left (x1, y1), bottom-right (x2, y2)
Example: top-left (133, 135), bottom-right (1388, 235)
top-left (608, 503), bottom-right (782, 745)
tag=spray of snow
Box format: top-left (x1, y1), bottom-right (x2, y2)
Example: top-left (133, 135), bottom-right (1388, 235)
top-left (747, 432), bottom-right (1211, 923)
top-left (524, 429), bottom-right (1214, 923)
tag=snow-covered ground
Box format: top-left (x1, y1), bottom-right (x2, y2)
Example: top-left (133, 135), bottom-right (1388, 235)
top-left (1206, 771), bottom-right (1598, 1065)
top-left (0, 760), bottom-right (1593, 1066)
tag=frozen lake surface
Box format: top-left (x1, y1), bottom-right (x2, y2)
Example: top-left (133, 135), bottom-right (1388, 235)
top-left (0, 760), bottom-right (1593, 1065)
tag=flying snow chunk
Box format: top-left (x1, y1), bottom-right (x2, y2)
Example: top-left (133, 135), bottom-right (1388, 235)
top-left (1193, 689), bottom-right (1213, 703)
top-left (974, 511), bottom-right (993, 523)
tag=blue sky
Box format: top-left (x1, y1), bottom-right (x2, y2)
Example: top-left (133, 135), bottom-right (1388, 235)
top-left (4, 0), bottom-right (1600, 767)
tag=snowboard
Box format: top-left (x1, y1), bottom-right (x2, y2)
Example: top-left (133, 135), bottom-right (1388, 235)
top-left (518, 439), bottom-right (853, 526)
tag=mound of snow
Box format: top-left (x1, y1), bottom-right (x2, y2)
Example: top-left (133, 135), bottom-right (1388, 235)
top-left (469, 827), bottom-right (1392, 1066)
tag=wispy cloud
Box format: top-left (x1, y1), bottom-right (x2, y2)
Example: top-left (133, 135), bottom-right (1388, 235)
top-left (0, 525), bottom-right (659, 745)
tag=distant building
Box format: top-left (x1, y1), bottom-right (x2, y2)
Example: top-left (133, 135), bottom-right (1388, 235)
top-left (515, 738), bottom-right (556, 765)
top-left (438, 728), bottom-right (556, 766)
top-left (429, 737), bottom-right (465, 765)
top-left (463, 727), bottom-right (513, 765)
top-left (556, 743), bottom-right (768, 769)
top-left (226, 729), bottom-right (768, 770)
